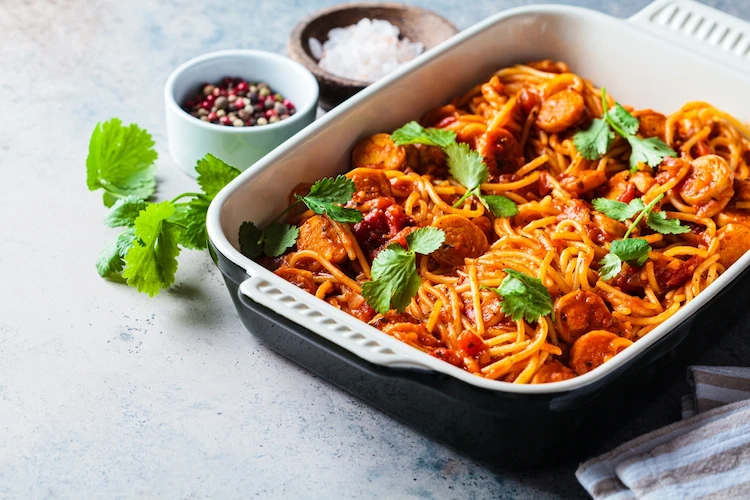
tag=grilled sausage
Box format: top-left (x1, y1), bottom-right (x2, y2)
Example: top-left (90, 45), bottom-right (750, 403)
top-left (536, 89), bottom-right (585, 133)
top-left (346, 167), bottom-right (392, 203)
top-left (297, 215), bottom-right (348, 263)
top-left (531, 361), bottom-right (576, 384)
top-left (351, 133), bottom-right (406, 170)
top-left (637, 110), bottom-right (667, 140)
top-left (477, 128), bottom-right (525, 177)
top-left (431, 215), bottom-right (490, 267)
top-left (554, 290), bottom-right (618, 345)
top-left (569, 330), bottom-right (632, 375)
top-left (717, 223), bottom-right (750, 268)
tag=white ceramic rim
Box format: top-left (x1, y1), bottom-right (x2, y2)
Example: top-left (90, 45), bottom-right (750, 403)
top-left (207, 3), bottom-right (750, 395)
top-left (163, 49), bottom-right (319, 134)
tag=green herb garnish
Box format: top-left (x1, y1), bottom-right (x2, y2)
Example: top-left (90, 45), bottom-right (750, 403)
top-left (121, 201), bottom-right (182, 297)
top-left (88, 117), bottom-right (243, 296)
top-left (239, 175), bottom-right (362, 259)
top-left (390, 121), bottom-right (456, 148)
top-left (86, 118), bottom-right (158, 207)
top-left (594, 193), bottom-right (688, 280)
top-left (391, 122), bottom-right (518, 218)
top-left (361, 227), bottom-right (446, 314)
top-left (573, 89), bottom-right (677, 172)
top-left (483, 269), bottom-right (554, 323)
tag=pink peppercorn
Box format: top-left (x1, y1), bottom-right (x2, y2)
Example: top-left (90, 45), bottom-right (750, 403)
top-left (183, 77), bottom-right (295, 127)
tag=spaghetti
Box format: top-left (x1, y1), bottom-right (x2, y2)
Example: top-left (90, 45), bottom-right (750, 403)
top-left (259, 60), bottom-right (750, 384)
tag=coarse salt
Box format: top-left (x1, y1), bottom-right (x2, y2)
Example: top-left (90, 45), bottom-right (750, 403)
top-left (308, 18), bottom-right (424, 83)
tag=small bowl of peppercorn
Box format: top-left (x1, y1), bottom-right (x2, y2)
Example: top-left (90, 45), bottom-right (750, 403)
top-left (165, 49), bottom-right (319, 176)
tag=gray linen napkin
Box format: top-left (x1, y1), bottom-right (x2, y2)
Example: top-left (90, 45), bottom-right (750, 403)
top-left (576, 366), bottom-right (750, 499)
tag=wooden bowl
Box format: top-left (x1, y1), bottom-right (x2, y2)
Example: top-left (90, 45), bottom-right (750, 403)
top-left (288, 3), bottom-right (458, 111)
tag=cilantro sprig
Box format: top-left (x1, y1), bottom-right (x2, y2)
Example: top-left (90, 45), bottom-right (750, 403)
top-left (362, 227), bottom-right (446, 314)
top-left (594, 193), bottom-right (689, 280)
top-left (483, 269), bottom-right (554, 323)
top-left (238, 175), bottom-right (362, 259)
top-left (95, 154), bottom-right (241, 296)
top-left (391, 122), bottom-right (519, 218)
top-left (88, 118), bottom-right (243, 296)
top-left (573, 89), bottom-right (676, 172)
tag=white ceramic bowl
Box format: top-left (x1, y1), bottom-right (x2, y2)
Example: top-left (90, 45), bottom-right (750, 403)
top-left (164, 49), bottom-right (319, 177)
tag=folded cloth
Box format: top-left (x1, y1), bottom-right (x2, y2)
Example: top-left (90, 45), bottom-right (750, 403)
top-left (684, 366), bottom-right (750, 418)
top-left (576, 366), bottom-right (750, 500)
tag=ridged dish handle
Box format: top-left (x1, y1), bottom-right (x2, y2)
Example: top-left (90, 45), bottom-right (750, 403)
top-left (630, 0), bottom-right (750, 74)
top-left (237, 274), bottom-right (437, 372)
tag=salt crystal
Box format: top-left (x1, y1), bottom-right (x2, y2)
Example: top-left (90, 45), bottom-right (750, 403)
top-left (308, 18), bottom-right (424, 83)
top-left (308, 37), bottom-right (323, 60)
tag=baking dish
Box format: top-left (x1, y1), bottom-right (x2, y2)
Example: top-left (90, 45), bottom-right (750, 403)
top-left (207, 0), bottom-right (750, 466)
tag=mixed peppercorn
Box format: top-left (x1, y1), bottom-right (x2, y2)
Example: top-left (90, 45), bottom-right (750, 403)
top-left (183, 77), bottom-right (296, 127)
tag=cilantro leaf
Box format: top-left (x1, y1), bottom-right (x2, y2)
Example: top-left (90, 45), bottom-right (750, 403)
top-left (362, 245), bottom-right (422, 314)
top-left (104, 196), bottom-right (148, 228)
top-left (405, 227), bottom-right (446, 255)
top-left (611, 238), bottom-right (650, 266)
top-left (318, 204), bottom-right (363, 223)
top-left (446, 142), bottom-right (488, 192)
top-left (574, 89), bottom-right (676, 170)
top-left (599, 238), bottom-right (651, 280)
top-left (390, 121), bottom-right (456, 148)
top-left (592, 197), bottom-right (645, 222)
top-left (96, 237), bottom-right (122, 278)
top-left (486, 269), bottom-right (553, 323)
top-left (598, 253), bottom-right (623, 281)
top-left (363, 228), bottom-right (447, 314)
top-left (305, 175), bottom-right (356, 204)
top-left (171, 198), bottom-right (211, 250)
top-left (122, 201), bottom-right (181, 297)
top-left (86, 118), bottom-right (157, 207)
top-left (96, 228), bottom-right (137, 279)
top-left (196, 154), bottom-right (241, 198)
top-left (263, 223), bottom-right (299, 257)
top-left (607, 103), bottom-right (639, 136)
top-left (239, 222), bottom-right (264, 258)
top-left (646, 211), bottom-right (690, 235)
top-left (573, 118), bottom-right (614, 160)
top-left (627, 136), bottom-right (677, 172)
top-left (297, 175), bottom-right (363, 223)
top-left (481, 194), bottom-right (518, 218)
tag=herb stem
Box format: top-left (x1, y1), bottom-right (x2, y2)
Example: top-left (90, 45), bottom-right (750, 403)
top-left (170, 192), bottom-right (202, 203)
top-left (623, 193), bottom-right (664, 239)
top-left (269, 199), bottom-right (302, 225)
top-left (452, 188), bottom-right (475, 208)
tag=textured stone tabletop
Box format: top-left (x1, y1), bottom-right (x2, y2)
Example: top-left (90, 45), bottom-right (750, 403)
top-left (2, 1), bottom-right (750, 498)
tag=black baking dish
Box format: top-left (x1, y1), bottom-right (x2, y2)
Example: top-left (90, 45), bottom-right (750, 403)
top-left (206, 3), bottom-right (750, 468)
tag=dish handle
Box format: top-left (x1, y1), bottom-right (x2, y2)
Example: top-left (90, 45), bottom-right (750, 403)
top-left (237, 274), bottom-right (438, 372)
top-left (629, 0), bottom-right (750, 74)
